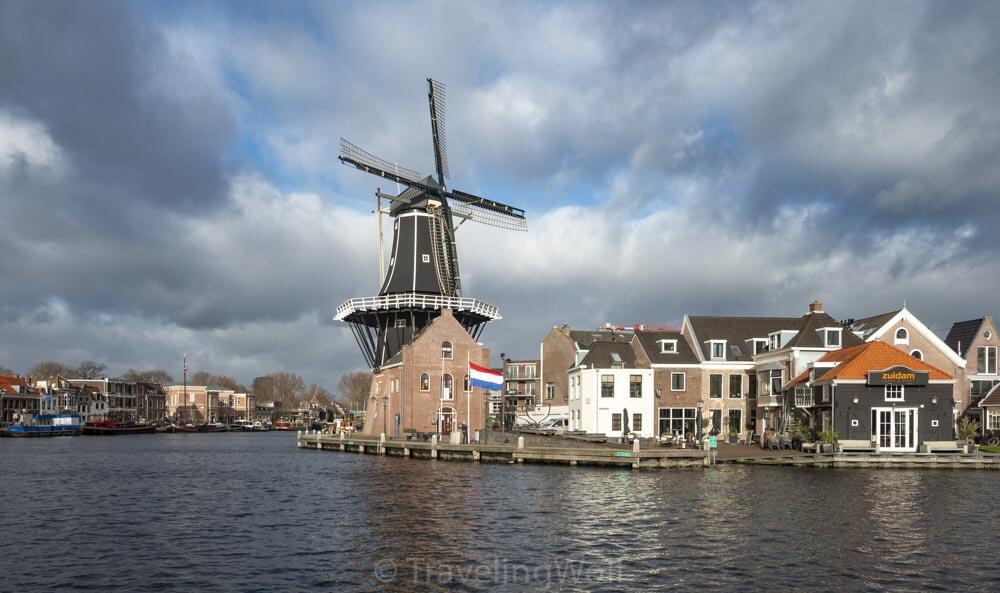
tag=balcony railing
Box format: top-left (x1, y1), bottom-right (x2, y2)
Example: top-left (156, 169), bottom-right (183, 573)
top-left (757, 395), bottom-right (783, 408)
top-left (794, 394), bottom-right (815, 407)
top-left (335, 294), bottom-right (501, 320)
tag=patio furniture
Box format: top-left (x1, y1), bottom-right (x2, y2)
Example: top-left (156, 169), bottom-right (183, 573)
top-left (919, 441), bottom-right (969, 454)
top-left (836, 439), bottom-right (879, 453)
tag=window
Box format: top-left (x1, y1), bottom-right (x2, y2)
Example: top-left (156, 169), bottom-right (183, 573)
top-left (728, 409), bottom-right (742, 433)
top-left (710, 341), bottom-right (726, 360)
top-left (825, 329), bottom-right (841, 347)
top-left (659, 340), bottom-right (677, 354)
top-left (794, 386), bottom-right (814, 407)
top-left (670, 372), bottom-right (685, 391)
top-left (770, 370), bottom-right (783, 396)
top-left (729, 374), bottom-right (743, 398)
top-left (395, 319), bottom-right (406, 328)
top-left (658, 408), bottom-right (697, 436)
top-left (894, 328), bottom-right (909, 345)
top-left (986, 330), bottom-right (994, 340)
top-left (770, 333), bottom-right (781, 351)
top-left (464, 374), bottom-right (471, 392)
top-left (629, 375), bottom-right (642, 398)
top-left (601, 375), bottom-right (614, 398)
top-left (987, 410), bottom-right (1000, 431)
top-left (971, 380), bottom-right (1000, 405)
top-left (752, 339), bottom-right (769, 355)
top-left (441, 341), bottom-right (453, 359)
top-left (910, 349), bottom-right (923, 361)
top-left (611, 413), bottom-right (622, 432)
top-left (422, 254), bottom-right (430, 263)
top-left (885, 384), bottom-right (904, 401)
top-left (633, 413), bottom-right (642, 432)
top-left (978, 346), bottom-right (997, 374)
top-left (709, 374), bottom-right (723, 398)
top-left (545, 383), bottom-right (554, 400)
top-left (442, 374), bottom-right (454, 400)
top-left (420, 373), bottom-right (430, 391)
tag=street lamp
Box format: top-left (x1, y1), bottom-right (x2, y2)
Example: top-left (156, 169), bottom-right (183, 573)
top-left (696, 401), bottom-right (704, 445)
top-left (382, 394), bottom-right (388, 436)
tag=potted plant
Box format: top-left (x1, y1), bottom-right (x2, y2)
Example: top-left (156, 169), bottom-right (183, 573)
top-left (728, 425), bottom-right (739, 444)
top-left (796, 424), bottom-right (815, 451)
top-left (818, 430), bottom-right (838, 454)
top-left (957, 417), bottom-right (980, 452)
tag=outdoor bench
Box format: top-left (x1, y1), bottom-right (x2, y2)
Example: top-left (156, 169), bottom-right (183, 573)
top-left (919, 441), bottom-right (969, 454)
top-left (836, 440), bottom-right (879, 453)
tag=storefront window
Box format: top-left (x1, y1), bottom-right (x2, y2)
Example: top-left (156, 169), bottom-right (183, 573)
top-left (658, 408), bottom-right (696, 436)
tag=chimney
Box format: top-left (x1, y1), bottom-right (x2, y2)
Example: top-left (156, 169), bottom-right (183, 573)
top-left (809, 300), bottom-right (823, 314)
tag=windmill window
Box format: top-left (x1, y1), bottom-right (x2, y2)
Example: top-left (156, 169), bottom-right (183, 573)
top-left (442, 374), bottom-right (454, 400)
top-left (422, 254), bottom-right (430, 263)
top-left (395, 319), bottom-right (406, 328)
top-left (441, 341), bottom-right (453, 359)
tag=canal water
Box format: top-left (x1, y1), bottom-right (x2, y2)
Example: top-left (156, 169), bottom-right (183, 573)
top-left (1, 433), bottom-right (997, 592)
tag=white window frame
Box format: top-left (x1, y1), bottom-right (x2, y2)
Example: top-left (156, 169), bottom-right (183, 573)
top-left (709, 341), bottom-right (726, 360)
top-left (894, 328), bottom-right (909, 345)
top-left (670, 372), bottom-right (685, 391)
top-left (659, 340), bottom-right (678, 354)
top-left (885, 384), bottom-right (904, 402)
top-left (979, 346), bottom-right (998, 375)
top-left (825, 329), bottom-right (841, 347)
top-left (910, 349), bottom-right (923, 361)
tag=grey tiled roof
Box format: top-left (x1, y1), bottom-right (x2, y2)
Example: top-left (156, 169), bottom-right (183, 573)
top-left (568, 329), bottom-right (632, 349)
top-left (784, 312), bottom-right (864, 349)
top-left (634, 331), bottom-right (699, 364)
top-left (578, 341), bottom-right (639, 369)
top-left (687, 316), bottom-right (798, 360)
top-left (944, 319), bottom-right (983, 358)
top-left (848, 309), bottom-right (902, 339)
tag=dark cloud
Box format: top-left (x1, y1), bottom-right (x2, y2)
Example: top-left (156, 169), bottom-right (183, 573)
top-left (3, 0), bottom-right (1000, 387)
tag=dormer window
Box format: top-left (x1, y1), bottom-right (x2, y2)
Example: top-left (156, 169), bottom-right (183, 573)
top-left (658, 339), bottom-right (678, 354)
top-left (769, 333), bottom-right (781, 351)
top-left (750, 339), bottom-right (769, 355)
top-left (894, 328), bottom-right (909, 345)
top-left (709, 340), bottom-right (726, 360)
top-left (821, 328), bottom-right (842, 347)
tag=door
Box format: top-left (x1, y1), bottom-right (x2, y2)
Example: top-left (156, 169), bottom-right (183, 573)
top-left (872, 408), bottom-right (917, 451)
top-left (439, 407), bottom-right (455, 435)
top-left (393, 413), bottom-right (400, 437)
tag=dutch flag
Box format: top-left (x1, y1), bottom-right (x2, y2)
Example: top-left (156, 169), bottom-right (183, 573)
top-left (468, 362), bottom-right (503, 391)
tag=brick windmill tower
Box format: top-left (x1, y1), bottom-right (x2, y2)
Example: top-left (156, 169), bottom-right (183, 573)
top-left (336, 79), bottom-right (527, 436)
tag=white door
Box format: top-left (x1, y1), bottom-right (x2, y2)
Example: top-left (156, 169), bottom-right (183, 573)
top-left (872, 408), bottom-right (917, 451)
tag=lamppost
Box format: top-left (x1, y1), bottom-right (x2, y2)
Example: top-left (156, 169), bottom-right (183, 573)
top-left (696, 401), bottom-right (704, 447)
top-left (500, 352), bottom-right (506, 439)
top-left (382, 394), bottom-right (388, 436)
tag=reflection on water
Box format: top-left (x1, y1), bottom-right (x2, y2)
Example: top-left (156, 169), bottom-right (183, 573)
top-left (1, 435), bottom-right (998, 592)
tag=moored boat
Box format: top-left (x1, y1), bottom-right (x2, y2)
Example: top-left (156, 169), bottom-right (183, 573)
top-left (5, 413), bottom-right (82, 437)
top-left (81, 420), bottom-right (156, 435)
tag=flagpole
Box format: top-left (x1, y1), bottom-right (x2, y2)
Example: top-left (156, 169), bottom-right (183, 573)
top-left (466, 350), bottom-right (471, 440)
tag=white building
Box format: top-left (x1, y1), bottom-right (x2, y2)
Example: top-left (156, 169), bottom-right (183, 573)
top-left (568, 340), bottom-right (655, 439)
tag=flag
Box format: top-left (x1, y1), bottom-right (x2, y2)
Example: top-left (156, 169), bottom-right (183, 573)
top-left (469, 362), bottom-right (503, 391)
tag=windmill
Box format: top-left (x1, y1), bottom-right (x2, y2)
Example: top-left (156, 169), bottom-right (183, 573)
top-left (335, 79), bottom-right (527, 369)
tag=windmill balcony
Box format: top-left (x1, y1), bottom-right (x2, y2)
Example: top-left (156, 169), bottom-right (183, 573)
top-left (335, 294), bottom-right (500, 321)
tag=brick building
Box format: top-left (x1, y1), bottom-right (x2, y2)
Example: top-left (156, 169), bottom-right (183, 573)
top-left (944, 316), bottom-right (1000, 417)
top-left (361, 308), bottom-right (492, 439)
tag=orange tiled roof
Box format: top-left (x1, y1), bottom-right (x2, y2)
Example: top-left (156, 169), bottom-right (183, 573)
top-left (0, 375), bottom-right (40, 395)
top-left (812, 341), bottom-right (952, 382)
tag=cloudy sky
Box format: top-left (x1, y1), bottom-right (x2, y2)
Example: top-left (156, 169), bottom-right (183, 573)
top-left (2, 0), bottom-right (999, 388)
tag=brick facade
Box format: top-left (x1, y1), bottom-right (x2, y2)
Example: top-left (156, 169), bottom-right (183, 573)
top-left (361, 308), bottom-right (492, 438)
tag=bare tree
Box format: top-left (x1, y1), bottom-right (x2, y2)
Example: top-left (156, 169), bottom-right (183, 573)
top-left (121, 368), bottom-right (175, 385)
top-left (304, 383), bottom-right (334, 406)
top-left (28, 361), bottom-right (77, 378)
top-left (77, 360), bottom-right (107, 379)
top-left (337, 371), bottom-right (372, 413)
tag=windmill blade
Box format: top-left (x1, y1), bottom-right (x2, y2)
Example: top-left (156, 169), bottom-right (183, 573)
top-left (448, 189), bottom-right (527, 232)
top-left (427, 78), bottom-right (449, 186)
top-left (338, 138), bottom-right (430, 189)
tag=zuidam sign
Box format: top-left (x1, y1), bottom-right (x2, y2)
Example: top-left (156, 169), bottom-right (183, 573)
top-left (867, 366), bottom-right (929, 386)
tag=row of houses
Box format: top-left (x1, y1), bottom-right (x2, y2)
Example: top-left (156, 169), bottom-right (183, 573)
top-left (0, 375), bottom-right (168, 427)
top-left (500, 301), bottom-right (1000, 451)
top-left (0, 374), bottom-right (340, 429)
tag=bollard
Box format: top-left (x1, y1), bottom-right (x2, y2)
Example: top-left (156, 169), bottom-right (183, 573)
top-left (430, 434), bottom-right (438, 459)
top-left (633, 438), bottom-right (640, 455)
top-left (517, 436), bottom-right (525, 450)
top-left (379, 432), bottom-right (386, 455)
